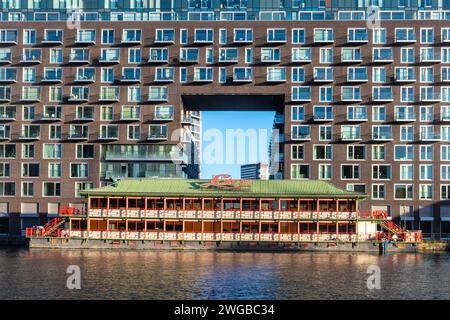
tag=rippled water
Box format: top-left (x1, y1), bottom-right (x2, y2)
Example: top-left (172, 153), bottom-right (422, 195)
top-left (0, 248), bottom-right (449, 300)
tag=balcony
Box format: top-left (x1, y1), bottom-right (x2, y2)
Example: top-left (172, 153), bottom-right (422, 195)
top-left (233, 68), bottom-right (252, 82)
top-left (155, 69), bottom-right (174, 83)
top-left (149, 49), bottom-right (169, 63)
top-left (348, 30), bottom-right (368, 43)
top-left (372, 50), bottom-right (394, 63)
top-left (179, 49), bottom-right (199, 63)
top-left (20, 50), bottom-right (41, 64)
top-left (120, 111), bottom-right (140, 121)
top-left (373, 131), bottom-right (393, 141)
top-left (234, 30), bottom-right (252, 43)
top-left (420, 91), bottom-right (441, 102)
top-left (347, 70), bottom-right (368, 82)
top-left (40, 111), bottom-right (61, 121)
top-left (122, 31), bottom-right (142, 44)
top-left (420, 132), bottom-right (441, 141)
top-left (193, 68), bottom-right (213, 82)
top-left (75, 31), bottom-right (96, 44)
top-left (69, 52), bottom-right (90, 64)
top-left (42, 71), bottom-right (62, 83)
top-left (99, 51), bottom-right (120, 64)
top-left (69, 89), bottom-right (89, 102)
top-left (155, 30), bottom-right (175, 44)
top-left (291, 133), bottom-right (311, 141)
top-left (339, 132), bottom-right (362, 141)
top-left (147, 133), bottom-right (168, 140)
top-left (0, 31), bottom-right (18, 44)
top-left (314, 30), bottom-right (334, 43)
top-left (420, 51), bottom-right (440, 63)
top-left (219, 50), bottom-right (238, 63)
top-left (395, 30), bottom-right (416, 43)
top-left (441, 112), bottom-right (450, 121)
top-left (75, 110), bottom-right (95, 122)
top-left (43, 32), bottom-right (63, 44)
top-left (0, 112), bottom-right (15, 121)
top-left (19, 131), bottom-right (40, 140)
top-left (0, 69), bottom-right (16, 83)
top-left (266, 69), bottom-right (286, 82)
top-left (120, 69), bottom-right (141, 83)
top-left (99, 127), bottom-right (119, 140)
top-left (292, 50), bottom-right (311, 63)
top-left (313, 69), bottom-right (333, 82)
top-left (260, 49), bottom-right (280, 63)
top-left (68, 132), bottom-right (89, 140)
top-left (75, 71), bottom-right (95, 83)
top-left (0, 52), bottom-right (12, 64)
top-left (394, 110), bottom-right (416, 122)
top-left (341, 51), bottom-right (362, 63)
top-left (373, 91), bottom-right (394, 102)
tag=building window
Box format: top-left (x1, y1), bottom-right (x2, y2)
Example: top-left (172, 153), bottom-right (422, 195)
top-left (43, 182), bottom-right (61, 197)
top-left (319, 125), bottom-right (332, 141)
top-left (347, 145), bottom-right (365, 160)
top-left (102, 29), bottom-right (114, 45)
top-left (291, 106), bottom-right (304, 121)
top-left (313, 145), bottom-right (332, 160)
top-left (0, 182), bottom-right (15, 196)
top-left (75, 182), bottom-right (94, 198)
top-left (420, 145), bottom-right (433, 161)
top-left (395, 145), bottom-right (414, 161)
top-left (70, 163), bottom-right (88, 178)
top-left (394, 184), bottom-right (413, 200)
top-left (400, 164), bottom-right (414, 180)
top-left (291, 164), bottom-right (309, 179)
top-left (373, 164), bottom-right (391, 180)
top-left (48, 162), bottom-right (61, 178)
top-left (43, 144), bottom-right (61, 159)
top-left (76, 144), bottom-right (94, 159)
top-left (420, 164), bottom-right (433, 180)
top-left (341, 164), bottom-right (360, 180)
top-left (291, 145), bottom-right (304, 160)
top-left (419, 184), bottom-right (433, 200)
top-left (292, 29), bottom-right (305, 44)
top-left (128, 125), bottom-right (140, 140)
top-left (22, 182), bottom-right (34, 197)
top-left (319, 164), bottom-right (332, 180)
top-left (372, 184), bottom-right (385, 200)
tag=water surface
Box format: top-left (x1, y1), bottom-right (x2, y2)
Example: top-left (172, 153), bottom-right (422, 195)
top-left (0, 249), bottom-right (448, 299)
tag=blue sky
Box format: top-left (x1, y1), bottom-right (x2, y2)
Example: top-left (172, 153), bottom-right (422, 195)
top-left (200, 111), bottom-right (275, 179)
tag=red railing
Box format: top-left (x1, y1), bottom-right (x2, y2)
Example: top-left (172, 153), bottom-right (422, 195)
top-left (59, 206), bottom-right (86, 216)
top-left (25, 217), bottom-right (65, 238)
top-left (358, 210), bottom-right (387, 219)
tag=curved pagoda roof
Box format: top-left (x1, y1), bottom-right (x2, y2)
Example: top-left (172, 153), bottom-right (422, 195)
top-left (80, 179), bottom-right (366, 199)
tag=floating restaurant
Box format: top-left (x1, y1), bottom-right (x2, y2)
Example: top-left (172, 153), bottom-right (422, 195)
top-left (26, 175), bottom-right (422, 251)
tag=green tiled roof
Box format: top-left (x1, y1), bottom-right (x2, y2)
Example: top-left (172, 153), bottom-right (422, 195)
top-left (80, 179), bottom-right (365, 199)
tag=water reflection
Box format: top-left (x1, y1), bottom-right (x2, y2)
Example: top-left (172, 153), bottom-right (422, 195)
top-left (0, 249), bottom-right (449, 300)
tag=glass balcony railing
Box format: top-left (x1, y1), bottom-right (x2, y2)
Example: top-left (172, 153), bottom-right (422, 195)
top-left (266, 68), bottom-right (286, 82)
top-left (69, 128), bottom-right (89, 139)
top-left (76, 30), bottom-right (96, 43)
top-left (0, 69), bottom-right (16, 82)
top-left (0, 51), bottom-right (12, 63)
top-left (0, 31), bottom-right (18, 43)
top-left (420, 132), bottom-right (441, 141)
top-left (340, 131), bottom-right (361, 140)
top-left (149, 49), bottom-right (169, 62)
top-left (21, 50), bottom-right (41, 63)
top-left (233, 68), bottom-right (252, 82)
top-left (394, 110), bottom-right (416, 121)
top-left (43, 31), bottom-right (63, 43)
top-left (70, 51), bottom-right (90, 63)
top-left (180, 49), bottom-right (199, 63)
top-left (99, 50), bottom-right (120, 63)
top-left (373, 49), bottom-right (393, 62)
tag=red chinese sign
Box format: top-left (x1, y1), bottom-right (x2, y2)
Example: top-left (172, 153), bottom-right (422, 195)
top-left (200, 174), bottom-right (252, 190)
